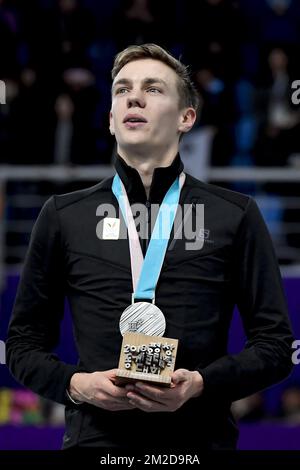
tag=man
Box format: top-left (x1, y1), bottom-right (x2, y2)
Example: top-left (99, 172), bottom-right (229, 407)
top-left (7, 44), bottom-right (293, 450)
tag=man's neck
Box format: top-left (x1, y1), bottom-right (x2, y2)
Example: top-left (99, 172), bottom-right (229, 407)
top-left (117, 148), bottom-right (178, 197)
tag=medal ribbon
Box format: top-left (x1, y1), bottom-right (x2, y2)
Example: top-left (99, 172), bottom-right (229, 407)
top-left (112, 171), bottom-right (185, 302)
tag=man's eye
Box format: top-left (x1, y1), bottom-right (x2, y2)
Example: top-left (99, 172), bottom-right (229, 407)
top-left (147, 87), bottom-right (161, 93)
top-left (116, 88), bottom-right (128, 94)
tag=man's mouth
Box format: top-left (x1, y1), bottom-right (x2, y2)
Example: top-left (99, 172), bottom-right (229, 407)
top-left (123, 114), bottom-right (148, 128)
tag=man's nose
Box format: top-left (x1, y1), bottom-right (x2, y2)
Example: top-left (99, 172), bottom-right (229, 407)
top-left (127, 90), bottom-right (146, 108)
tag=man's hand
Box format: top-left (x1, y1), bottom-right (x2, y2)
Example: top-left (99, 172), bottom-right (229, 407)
top-left (69, 369), bottom-right (136, 411)
top-left (125, 369), bottom-right (204, 413)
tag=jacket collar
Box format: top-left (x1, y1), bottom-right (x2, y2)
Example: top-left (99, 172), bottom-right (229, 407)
top-left (114, 153), bottom-right (184, 204)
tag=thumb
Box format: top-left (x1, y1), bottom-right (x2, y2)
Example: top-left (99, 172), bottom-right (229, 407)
top-left (105, 369), bottom-right (118, 380)
top-left (172, 368), bottom-right (188, 385)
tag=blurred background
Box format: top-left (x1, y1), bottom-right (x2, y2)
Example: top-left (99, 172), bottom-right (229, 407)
top-left (0, 0), bottom-right (300, 450)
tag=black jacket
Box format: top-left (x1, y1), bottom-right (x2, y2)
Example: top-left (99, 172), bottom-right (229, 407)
top-left (6, 154), bottom-right (293, 450)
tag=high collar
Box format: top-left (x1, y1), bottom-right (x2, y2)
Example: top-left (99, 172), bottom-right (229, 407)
top-left (114, 153), bottom-right (184, 204)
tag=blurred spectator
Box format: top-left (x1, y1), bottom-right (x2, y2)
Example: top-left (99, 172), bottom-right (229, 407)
top-left (24, 0), bottom-right (96, 79)
top-left (0, 388), bottom-right (42, 425)
top-left (180, 126), bottom-right (215, 182)
top-left (232, 393), bottom-right (266, 422)
top-left (194, 67), bottom-right (229, 127)
top-left (0, 388), bottom-right (65, 425)
top-left (253, 47), bottom-right (300, 250)
top-left (279, 387), bottom-right (300, 423)
top-left (0, 78), bottom-right (20, 163)
top-left (59, 67), bottom-right (99, 164)
top-left (260, 0), bottom-right (300, 46)
top-left (12, 67), bottom-right (55, 164)
top-left (267, 48), bottom-right (299, 131)
top-left (255, 48), bottom-right (300, 167)
top-left (183, 0), bottom-right (242, 81)
top-left (113, 0), bottom-right (175, 51)
top-left (194, 67), bottom-right (235, 167)
top-left (56, 0), bottom-right (96, 68)
top-left (53, 93), bottom-right (74, 165)
top-left (231, 79), bottom-right (257, 168)
top-left (0, 0), bottom-right (19, 77)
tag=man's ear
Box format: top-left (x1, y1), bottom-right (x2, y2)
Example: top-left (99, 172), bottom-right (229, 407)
top-left (109, 110), bottom-right (115, 135)
top-left (178, 107), bottom-right (197, 134)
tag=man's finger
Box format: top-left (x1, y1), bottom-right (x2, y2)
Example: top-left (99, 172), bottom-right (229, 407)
top-left (101, 380), bottom-right (129, 398)
top-left (127, 391), bottom-right (168, 412)
top-left (171, 368), bottom-right (188, 385)
top-left (132, 382), bottom-right (170, 402)
top-left (95, 390), bottom-right (132, 405)
top-left (93, 398), bottom-right (136, 411)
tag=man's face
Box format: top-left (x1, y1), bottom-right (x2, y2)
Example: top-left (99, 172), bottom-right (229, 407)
top-left (110, 59), bottom-right (194, 155)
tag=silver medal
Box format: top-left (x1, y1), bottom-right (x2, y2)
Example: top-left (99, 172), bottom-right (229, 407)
top-left (119, 302), bottom-right (166, 337)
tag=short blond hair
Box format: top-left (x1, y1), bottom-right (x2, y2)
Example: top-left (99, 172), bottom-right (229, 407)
top-left (111, 43), bottom-right (199, 111)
